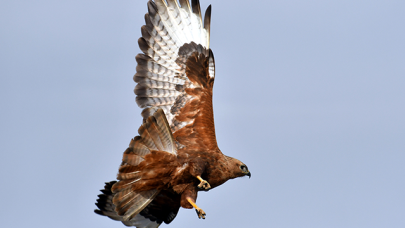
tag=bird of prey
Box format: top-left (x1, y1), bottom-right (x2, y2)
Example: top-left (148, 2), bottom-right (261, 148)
top-left (95, 0), bottom-right (251, 227)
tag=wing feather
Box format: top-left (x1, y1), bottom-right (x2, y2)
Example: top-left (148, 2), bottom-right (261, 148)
top-left (135, 0), bottom-right (219, 154)
top-left (203, 5), bottom-right (211, 53)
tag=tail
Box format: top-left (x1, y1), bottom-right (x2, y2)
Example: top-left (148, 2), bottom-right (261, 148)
top-left (95, 181), bottom-right (120, 221)
top-left (95, 181), bottom-right (162, 228)
top-left (95, 109), bottom-right (179, 227)
top-left (95, 181), bottom-right (181, 227)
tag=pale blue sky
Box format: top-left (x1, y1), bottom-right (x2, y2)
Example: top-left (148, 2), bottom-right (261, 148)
top-left (1, 0), bottom-right (404, 227)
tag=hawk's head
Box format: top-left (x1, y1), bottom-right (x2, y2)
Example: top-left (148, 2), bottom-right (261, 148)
top-left (227, 157), bottom-right (251, 179)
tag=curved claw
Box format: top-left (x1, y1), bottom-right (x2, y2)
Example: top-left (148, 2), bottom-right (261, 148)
top-left (195, 208), bottom-right (206, 219)
top-left (198, 180), bottom-right (211, 190)
top-left (187, 197), bottom-right (207, 220)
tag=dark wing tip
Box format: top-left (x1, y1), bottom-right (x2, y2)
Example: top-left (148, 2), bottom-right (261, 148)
top-left (179, 0), bottom-right (190, 10)
top-left (147, 0), bottom-right (158, 17)
top-left (204, 4), bottom-right (211, 47)
top-left (204, 5), bottom-right (211, 31)
top-left (191, 0), bottom-right (202, 19)
top-left (94, 209), bottom-right (104, 216)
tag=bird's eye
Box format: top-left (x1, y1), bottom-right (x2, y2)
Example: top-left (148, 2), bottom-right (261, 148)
top-left (240, 165), bottom-right (247, 172)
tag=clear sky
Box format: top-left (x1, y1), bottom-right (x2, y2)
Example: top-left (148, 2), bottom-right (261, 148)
top-left (1, 0), bottom-right (404, 227)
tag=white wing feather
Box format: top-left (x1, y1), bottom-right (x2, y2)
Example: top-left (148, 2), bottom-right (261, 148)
top-left (135, 0), bottom-right (212, 126)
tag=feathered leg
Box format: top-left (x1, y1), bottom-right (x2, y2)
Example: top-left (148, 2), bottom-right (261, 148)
top-left (180, 185), bottom-right (206, 219)
top-left (188, 157), bottom-right (211, 190)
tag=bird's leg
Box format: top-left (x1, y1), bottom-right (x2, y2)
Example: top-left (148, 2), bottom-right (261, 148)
top-left (196, 176), bottom-right (211, 190)
top-left (186, 197), bottom-right (206, 219)
top-left (189, 158), bottom-right (211, 190)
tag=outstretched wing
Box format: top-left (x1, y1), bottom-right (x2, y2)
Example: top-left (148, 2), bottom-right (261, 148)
top-left (134, 0), bottom-right (219, 153)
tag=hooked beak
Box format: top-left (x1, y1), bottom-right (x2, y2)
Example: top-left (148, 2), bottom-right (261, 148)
top-left (246, 172), bottom-right (251, 179)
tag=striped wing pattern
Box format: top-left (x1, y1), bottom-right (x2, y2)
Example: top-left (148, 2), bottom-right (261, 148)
top-left (134, 1), bottom-right (217, 151)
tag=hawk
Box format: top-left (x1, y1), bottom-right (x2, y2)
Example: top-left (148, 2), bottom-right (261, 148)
top-left (95, 0), bottom-right (251, 227)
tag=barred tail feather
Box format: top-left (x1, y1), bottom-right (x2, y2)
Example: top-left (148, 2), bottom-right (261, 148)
top-left (95, 181), bottom-right (122, 221)
top-left (121, 190), bottom-right (160, 221)
top-left (95, 181), bottom-right (161, 228)
top-left (109, 109), bottom-right (176, 222)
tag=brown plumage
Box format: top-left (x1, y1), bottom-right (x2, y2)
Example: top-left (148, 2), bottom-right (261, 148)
top-left (95, 1), bottom-right (250, 227)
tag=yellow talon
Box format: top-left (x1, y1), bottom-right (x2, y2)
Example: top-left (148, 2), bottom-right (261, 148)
top-left (197, 176), bottom-right (211, 190)
top-left (195, 208), bottom-right (206, 219)
top-left (187, 198), bottom-right (206, 219)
